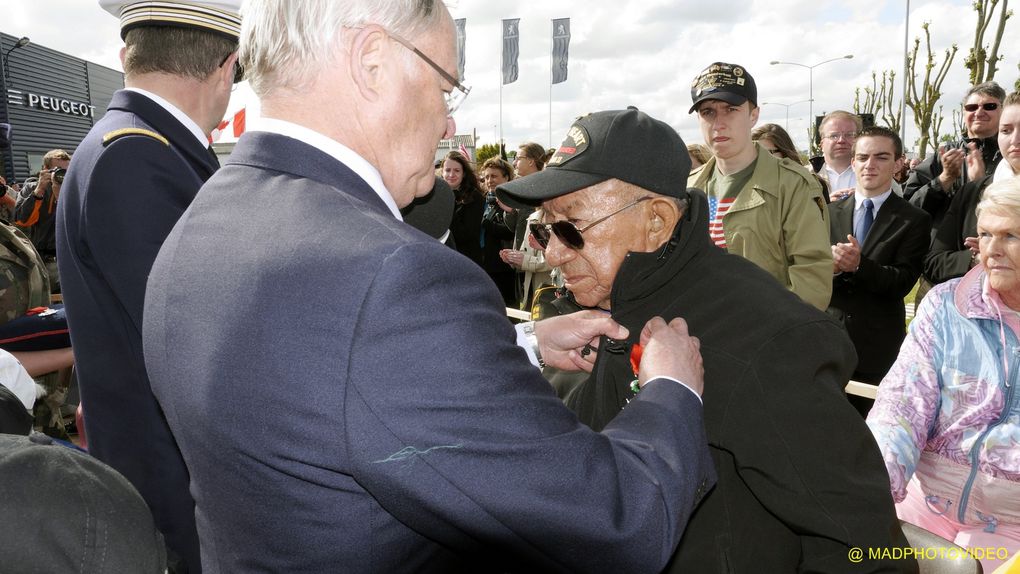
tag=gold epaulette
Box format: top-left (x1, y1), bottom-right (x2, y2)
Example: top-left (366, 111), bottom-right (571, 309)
top-left (102, 128), bottom-right (169, 147)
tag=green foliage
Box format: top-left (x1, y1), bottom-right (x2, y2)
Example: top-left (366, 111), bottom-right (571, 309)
top-left (963, 0), bottom-right (1012, 84)
top-left (853, 70), bottom-right (902, 134)
top-left (475, 143), bottom-right (501, 164)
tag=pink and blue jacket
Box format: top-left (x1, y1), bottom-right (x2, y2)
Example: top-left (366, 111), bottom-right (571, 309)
top-left (868, 265), bottom-right (1020, 531)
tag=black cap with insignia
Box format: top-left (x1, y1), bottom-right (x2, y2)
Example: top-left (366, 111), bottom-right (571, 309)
top-left (495, 107), bottom-right (690, 209)
top-left (688, 62), bottom-right (757, 113)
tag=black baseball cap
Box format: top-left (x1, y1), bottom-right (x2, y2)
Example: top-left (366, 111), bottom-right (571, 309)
top-left (689, 62), bottom-right (757, 113)
top-left (495, 107), bottom-right (690, 208)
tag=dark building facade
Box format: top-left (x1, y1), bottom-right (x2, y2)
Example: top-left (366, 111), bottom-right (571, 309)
top-left (1, 32), bottom-right (123, 184)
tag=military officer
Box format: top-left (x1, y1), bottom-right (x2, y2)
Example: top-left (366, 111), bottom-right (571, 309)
top-left (55, 2), bottom-right (243, 572)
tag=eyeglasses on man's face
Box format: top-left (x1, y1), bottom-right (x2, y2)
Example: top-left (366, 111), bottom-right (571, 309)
top-left (529, 197), bottom-right (653, 251)
top-left (823, 131), bottom-right (857, 141)
top-left (386, 30), bottom-right (471, 115)
top-left (964, 102), bottom-right (999, 113)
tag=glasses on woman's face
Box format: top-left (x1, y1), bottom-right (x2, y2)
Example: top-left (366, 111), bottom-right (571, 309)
top-left (529, 197), bottom-right (653, 250)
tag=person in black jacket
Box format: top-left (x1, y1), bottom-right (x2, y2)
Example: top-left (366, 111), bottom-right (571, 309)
top-left (925, 90), bottom-right (1020, 286)
top-left (442, 151), bottom-right (485, 266)
top-left (14, 149), bottom-right (70, 292)
top-left (904, 82), bottom-right (1005, 234)
top-left (498, 107), bottom-right (913, 574)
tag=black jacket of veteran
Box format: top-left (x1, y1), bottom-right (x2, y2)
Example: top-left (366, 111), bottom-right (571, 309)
top-left (564, 189), bottom-right (915, 573)
top-left (828, 193), bottom-right (931, 381)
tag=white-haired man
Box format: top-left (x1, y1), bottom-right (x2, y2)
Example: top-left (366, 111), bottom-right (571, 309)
top-left (143, 1), bottom-right (715, 571)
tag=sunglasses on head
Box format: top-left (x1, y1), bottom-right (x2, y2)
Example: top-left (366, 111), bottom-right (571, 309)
top-left (529, 197), bottom-right (653, 250)
top-left (964, 102), bottom-right (999, 112)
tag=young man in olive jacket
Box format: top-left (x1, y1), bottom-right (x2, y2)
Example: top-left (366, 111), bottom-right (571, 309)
top-left (687, 62), bottom-right (833, 311)
top-left (498, 107), bottom-right (915, 573)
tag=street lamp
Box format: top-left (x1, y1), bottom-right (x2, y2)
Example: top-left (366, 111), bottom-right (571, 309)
top-left (761, 100), bottom-right (811, 133)
top-left (2, 36), bottom-right (31, 86)
top-left (770, 55), bottom-right (854, 151)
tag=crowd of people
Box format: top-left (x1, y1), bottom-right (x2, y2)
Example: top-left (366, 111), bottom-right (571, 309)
top-left (1, 0), bottom-right (1020, 573)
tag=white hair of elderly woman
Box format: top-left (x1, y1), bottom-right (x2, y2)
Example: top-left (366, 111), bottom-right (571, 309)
top-left (976, 176), bottom-right (1020, 219)
top-left (240, 0), bottom-right (447, 97)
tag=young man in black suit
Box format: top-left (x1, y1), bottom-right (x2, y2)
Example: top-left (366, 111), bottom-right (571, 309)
top-left (829, 126), bottom-right (931, 396)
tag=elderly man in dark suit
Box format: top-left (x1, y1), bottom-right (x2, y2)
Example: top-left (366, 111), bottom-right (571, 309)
top-left (142, 1), bottom-right (715, 572)
top-left (56, 2), bottom-right (243, 572)
top-left (829, 126), bottom-right (931, 395)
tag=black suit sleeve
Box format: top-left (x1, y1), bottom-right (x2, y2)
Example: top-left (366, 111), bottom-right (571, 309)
top-left (345, 242), bottom-right (714, 572)
top-left (924, 179), bottom-right (984, 284)
top-left (904, 153), bottom-right (951, 222)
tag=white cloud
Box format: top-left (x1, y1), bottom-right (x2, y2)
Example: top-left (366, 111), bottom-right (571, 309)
top-left (5, 0), bottom-right (1018, 154)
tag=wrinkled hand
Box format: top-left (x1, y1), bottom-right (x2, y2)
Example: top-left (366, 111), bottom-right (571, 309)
top-left (937, 145), bottom-right (966, 189)
top-left (637, 317), bottom-right (704, 395)
top-left (832, 234), bottom-right (862, 273)
top-left (829, 187), bottom-right (854, 202)
top-left (500, 249), bottom-right (525, 268)
top-left (533, 311), bottom-right (628, 373)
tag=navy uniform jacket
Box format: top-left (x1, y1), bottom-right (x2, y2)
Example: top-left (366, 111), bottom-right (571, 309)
top-left (828, 193), bottom-right (931, 380)
top-left (143, 131), bottom-right (715, 573)
top-left (56, 90), bottom-right (215, 572)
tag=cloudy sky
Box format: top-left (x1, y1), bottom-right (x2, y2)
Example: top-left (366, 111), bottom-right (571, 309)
top-left (4, 0), bottom-right (1018, 154)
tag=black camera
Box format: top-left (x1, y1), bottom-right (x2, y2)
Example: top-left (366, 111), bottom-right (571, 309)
top-left (48, 167), bottom-right (67, 184)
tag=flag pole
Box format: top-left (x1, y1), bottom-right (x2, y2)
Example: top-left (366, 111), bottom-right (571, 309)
top-left (499, 24), bottom-right (504, 149)
top-left (549, 19), bottom-right (553, 148)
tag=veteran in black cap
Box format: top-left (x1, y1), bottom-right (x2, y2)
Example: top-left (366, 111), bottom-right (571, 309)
top-left (497, 108), bottom-right (913, 573)
top-left (55, 1), bottom-right (242, 572)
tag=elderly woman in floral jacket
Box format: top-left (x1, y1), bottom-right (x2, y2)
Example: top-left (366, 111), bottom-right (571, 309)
top-left (868, 176), bottom-right (1020, 572)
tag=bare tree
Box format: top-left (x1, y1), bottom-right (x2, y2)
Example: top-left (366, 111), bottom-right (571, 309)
top-left (964, 0), bottom-right (1012, 84)
top-left (853, 70), bottom-right (902, 134)
top-left (905, 23), bottom-right (958, 160)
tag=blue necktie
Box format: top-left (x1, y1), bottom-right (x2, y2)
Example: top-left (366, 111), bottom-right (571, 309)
top-left (856, 198), bottom-right (874, 244)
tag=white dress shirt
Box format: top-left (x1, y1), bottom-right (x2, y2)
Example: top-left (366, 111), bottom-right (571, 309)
top-left (824, 163), bottom-right (857, 192)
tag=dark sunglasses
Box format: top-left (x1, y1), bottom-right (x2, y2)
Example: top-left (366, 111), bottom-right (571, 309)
top-left (964, 102), bottom-right (999, 112)
top-left (219, 51), bottom-right (244, 84)
top-left (529, 197), bottom-right (653, 250)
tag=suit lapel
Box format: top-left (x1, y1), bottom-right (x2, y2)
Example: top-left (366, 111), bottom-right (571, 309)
top-left (832, 198), bottom-right (855, 242)
top-left (861, 193), bottom-right (903, 255)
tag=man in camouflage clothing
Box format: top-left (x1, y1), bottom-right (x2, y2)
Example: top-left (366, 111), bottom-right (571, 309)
top-left (0, 220), bottom-right (69, 436)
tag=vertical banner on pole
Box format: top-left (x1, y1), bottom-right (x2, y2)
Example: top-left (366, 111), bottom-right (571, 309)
top-left (502, 18), bottom-right (520, 85)
top-left (454, 18), bottom-right (466, 82)
top-left (551, 18), bottom-right (570, 84)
